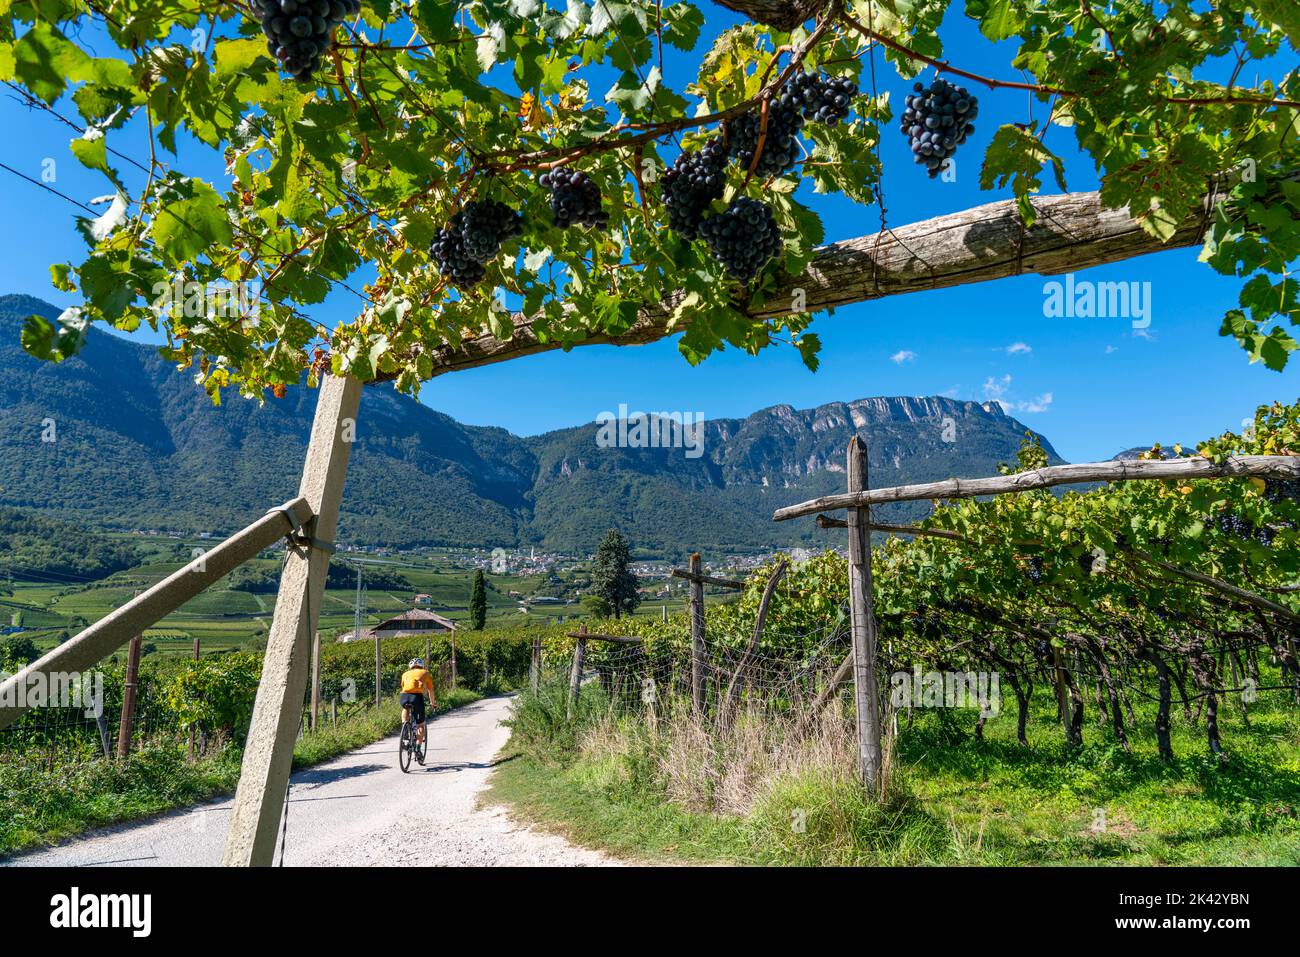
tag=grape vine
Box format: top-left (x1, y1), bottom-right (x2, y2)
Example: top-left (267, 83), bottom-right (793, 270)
top-left (252, 0), bottom-right (360, 83)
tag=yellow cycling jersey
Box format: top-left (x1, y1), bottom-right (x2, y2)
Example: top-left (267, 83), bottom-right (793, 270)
top-left (400, 668), bottom-right (434, 695)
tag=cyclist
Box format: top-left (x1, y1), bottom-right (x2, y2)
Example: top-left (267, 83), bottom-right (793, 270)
top-left (399, 657), bottom-right (436, 757)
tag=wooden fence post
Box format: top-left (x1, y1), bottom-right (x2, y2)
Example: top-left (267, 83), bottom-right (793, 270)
top-left (310, 630), bottom-right (321, 733)
top-left (845, 437), bottom-right (884, 796)
top-left (331, 698), bottom-right (337, 728)
top-left (451, 631), bottom-right (458, 688)
top-left (530, 635), bottom-right (542, 693)
top-left (688, 552), bottom-right (706, 713)
top-left (221, 374), bottom-right (361, 867)
top-left (115, 633), bottom-right (142, 759)
top-left (568, 626), bottom-right (588, 720)
top-left (374, 632), bottom-right (382, 708)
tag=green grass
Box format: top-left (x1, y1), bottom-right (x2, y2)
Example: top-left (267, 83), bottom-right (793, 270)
top-left (0, 689), bottom-right (482, 858)
top-left (487, 682), bottom-right (1300, 866)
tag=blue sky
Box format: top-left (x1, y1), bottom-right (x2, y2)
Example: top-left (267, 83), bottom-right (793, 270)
top-left (1, 5), bottom-right (1295, 462)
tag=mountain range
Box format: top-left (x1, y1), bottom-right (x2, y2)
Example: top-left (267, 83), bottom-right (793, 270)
top-left (0, 293), bottom-right (1064, 557)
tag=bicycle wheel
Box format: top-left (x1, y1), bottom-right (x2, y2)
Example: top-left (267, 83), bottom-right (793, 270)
top-left (398, 721), bottom-right (413, 773)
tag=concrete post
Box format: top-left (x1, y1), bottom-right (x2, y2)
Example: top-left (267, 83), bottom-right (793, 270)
top-left (221, 375), bottom-right (361, 866)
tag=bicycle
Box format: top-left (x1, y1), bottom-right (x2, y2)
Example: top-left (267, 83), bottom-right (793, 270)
top-left (398, 712), bottom-right (427, 773)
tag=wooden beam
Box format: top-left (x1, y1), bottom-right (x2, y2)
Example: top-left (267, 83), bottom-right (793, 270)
top-left (709, 0), bottom-right (826, 31)
top-left (816, 514), bottom-right (968, 541)
top-left (1137, 550), bottom-right (1300, 623)
top-left (671, 567), bottom-right (746, 590)
top-left (222, 375), bottom-right (362, 867)
top-left (413, 189), bottom-right (1223, 380)
top-left (776, 455), bottom-right (1300, 522)
top-left (0, 497), bottom-right (313, 732)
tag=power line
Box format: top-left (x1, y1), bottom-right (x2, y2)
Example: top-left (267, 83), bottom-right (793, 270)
top-left (0, 160), bottom-right (100, 215)
top-left (2, 82), bottom-right (375, 314)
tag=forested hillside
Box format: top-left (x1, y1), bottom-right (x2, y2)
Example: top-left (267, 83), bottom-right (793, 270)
top-left (1, 294), bottom-right (1060, 554)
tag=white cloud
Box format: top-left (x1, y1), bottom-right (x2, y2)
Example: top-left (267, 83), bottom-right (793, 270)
top-left (1016, 392), bottom-right (1054, 413)
top-left (982, 374), bottom-right (1011, 401)
top-left (1004, 342), bottom-right (1032, 355)
top-left (1132, 328), bottom-right (1157, 342)
top-left (939, 385), bottom-right (961, 398)
top-left (890, 350), bottom-right (917, 364)
top-left (982, 374), bottom-right (1052, 414)
top-left (1104, 345), bottom-right (1118, 354)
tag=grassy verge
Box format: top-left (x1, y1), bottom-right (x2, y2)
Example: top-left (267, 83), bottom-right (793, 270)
top-left (486, 682), bottom-right (1300, 866)
top-left (0, 687), bottom-right (481, 857)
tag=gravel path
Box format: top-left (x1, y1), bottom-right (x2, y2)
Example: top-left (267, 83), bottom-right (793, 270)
top-left (5, 695), bottom-right (617, 867)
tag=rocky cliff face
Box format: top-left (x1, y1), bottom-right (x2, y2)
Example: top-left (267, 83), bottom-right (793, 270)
top-left (0, 294), bottom-right (1061, 555)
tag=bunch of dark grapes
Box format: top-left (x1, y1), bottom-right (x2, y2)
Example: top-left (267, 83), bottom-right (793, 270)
top-left (253, 0), bottom-right (360, 83)
top-left (1078, 552), bottom-right (1095, 576)
top-left (789, 70), bottom-right (858, 125)
top-left (430, 200), bottom-right (524, 289)
top-left (539, 167), bottom-right (608, 229)
top-left (726, 71), bottom-right (859, 178)
top-left (1213, 511), bottom-right (1276, 547)
top-left (726, 97), bottom-right (804, 179)
top-left (1026, 555), bottom-right (1044, 584)
top-left (1265, 477), bottom-right (1300, 504)
top-left (1214, 512), bottom-right (1252, 539)
top-left (698, 197), bottom-right (783, 283)
top-left (898, 77), bottom-right (979, 178)
top-left (662, 137), bottom-right (727, 239)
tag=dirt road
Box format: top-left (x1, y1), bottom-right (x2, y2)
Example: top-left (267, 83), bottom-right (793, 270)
top-left (6, 695), bottom-right (615, 867)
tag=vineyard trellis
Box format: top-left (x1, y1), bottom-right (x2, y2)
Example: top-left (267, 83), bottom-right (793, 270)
top-left (2, 379), bottom-right (1299, 861)
top-left (522, 418), bottom-right (1300, 801)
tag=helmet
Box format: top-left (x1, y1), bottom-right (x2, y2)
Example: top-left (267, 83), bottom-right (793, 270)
top-left (409, 658), bottom-right (425, 669)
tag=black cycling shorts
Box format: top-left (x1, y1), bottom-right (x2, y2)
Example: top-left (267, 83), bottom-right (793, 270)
top-left (400, 692), bottom-right (426, 723)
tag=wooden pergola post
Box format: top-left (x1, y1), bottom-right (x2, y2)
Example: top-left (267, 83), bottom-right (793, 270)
top-left (845, 437), bottom-right (883, 796)
top-left (221, 375), bottom-right (361, 867)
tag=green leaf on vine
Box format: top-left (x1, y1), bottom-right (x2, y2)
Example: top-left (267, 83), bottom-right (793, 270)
top-left (152, 179), bottom-right (235, 264)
